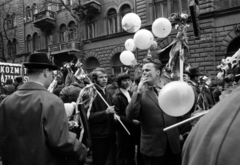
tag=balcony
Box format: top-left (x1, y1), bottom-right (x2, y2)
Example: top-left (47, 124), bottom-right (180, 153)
top-left (33, 10), bottom-right (56, 30)
top-left (49, 41), bottom-right (81, 55)
top-left (83, 0), bottom-right (101, 15)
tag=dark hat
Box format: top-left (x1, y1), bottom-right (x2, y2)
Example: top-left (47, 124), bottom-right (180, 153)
top-left (15, 77), bottom-right (23, 83)
top-left (189, 67), bottom-right (202, 76)
top-left (23, 52), bottom-right (57, 70)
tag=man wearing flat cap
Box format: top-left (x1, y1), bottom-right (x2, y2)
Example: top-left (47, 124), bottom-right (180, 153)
top-left (0, 52), bottom-right (87, 165)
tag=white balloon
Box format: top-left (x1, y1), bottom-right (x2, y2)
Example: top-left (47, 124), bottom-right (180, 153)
top-left (120, 51), bottom-right (136, 66)
top-left (133, 29), bottom-right (154, 50)
top-left (152, 17), bottom-right (172, 38)
top-left (122, 13), bottom-right (141, 33)
top-left (125, 39), bottom-right (136, 51)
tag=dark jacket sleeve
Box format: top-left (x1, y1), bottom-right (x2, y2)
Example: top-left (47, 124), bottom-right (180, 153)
top-left (126, 92), bottom-right (142, 120)
top-left (43, 96), bottom-right (85, 159)
top-left (88, 95), bottom-right (110, 124)
top-left (112, 95), bottom-right (134, 126)
top-left (89, 108), bottom-right (109, 124)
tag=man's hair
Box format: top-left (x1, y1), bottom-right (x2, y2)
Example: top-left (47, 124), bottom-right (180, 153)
top-left (26, 68), bottom-right (47, 75)
top-left (90, 68), bottom-right (107, 83)
top-left (117, 73), bottom-right (130, 87)
top-left (142, 56), bottom-right (163, 71)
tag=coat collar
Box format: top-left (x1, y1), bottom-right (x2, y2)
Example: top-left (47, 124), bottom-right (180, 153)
top-left (19, 82), bottom-right (47, 91)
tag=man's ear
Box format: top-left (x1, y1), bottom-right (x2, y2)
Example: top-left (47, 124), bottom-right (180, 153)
top-left (156, 70), bottom-right (161, 76)
top-left (43, 69), bottom-right (47, 78)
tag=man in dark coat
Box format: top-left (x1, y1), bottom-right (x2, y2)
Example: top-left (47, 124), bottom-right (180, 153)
top-left (126, 57), bottom-right (181, 165)
top-left (182, 86), bottom-right (240, 165)
top-left (89, 68), bottom-right (116, 165)
top-left (0, 53), bottom-right (87, 165)
top-left (112, 73), bottom-right (142, 165)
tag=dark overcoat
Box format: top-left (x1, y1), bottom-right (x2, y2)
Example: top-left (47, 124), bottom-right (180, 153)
top-left (182, 86), bottom-right (240, 165)
top-left (0, 82), bottom-right (85, 165)
top-left (126, 90), bottom-right (181, 157)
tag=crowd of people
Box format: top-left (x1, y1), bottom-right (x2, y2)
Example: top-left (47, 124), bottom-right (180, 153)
top-left (0, 51), bottom-right (237, 165)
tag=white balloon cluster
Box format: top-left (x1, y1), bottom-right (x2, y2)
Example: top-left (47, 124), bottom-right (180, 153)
top-left (120, 13), bottom-right (172, 66)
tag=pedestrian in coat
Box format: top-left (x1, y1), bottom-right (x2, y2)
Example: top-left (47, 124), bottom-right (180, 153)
top-left (0, 52), bottom-right (87, 165)
top-left (112, 73), bottom-right (143, 165)
top-left (182, 86), bottom-right (240, 165)
top-left (89, 68), bottom-right (116, 165)
top-left (126, 57), bottom-right (181, 165)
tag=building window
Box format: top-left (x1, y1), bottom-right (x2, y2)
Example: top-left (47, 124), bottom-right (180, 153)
top-left (107, 8), bottom-right (118, 34)
top-left (68, 21), bottom-right (77, 40)
top-left (26, 6), bottom-right (32, 22)
top-left (47, 3), bottom-right (53, 11)
top-left (26, 35), bottom-right (32, 53)
top-left (181, 0), bottom-right (189, 14)
top-left (12, 39), bottom-right (17, 56)
top-left (85, 57), bottom-right (100, 73)
top-left (5, 13), bottom-right (17, 29)
top-left (7, 41), bottom-right (12, 57)
top-left (154, 0), bottom-right (189, 20)
top-left (172, 0), bottom-right (179, 13)
top-left (120, 4), bottom-right (132, 32)
top-left (46, 29), bottom-right (53, 46)
top-left (154, 1), bottom-right (168, 18)
top-left (87, 16), bottom-right (95, 39)
top-left (32, 3), bottom-right (38, 15)
top-left (60, 24), bottom-right (68, 42)
top-left (111, 53), bottom-right (125, 76)
top-left (33, 33), bottom-right (39, 51)
top-left (172, 0), bottom-right (189, 14)
top-left (5, 14), bottom-right (13, 29)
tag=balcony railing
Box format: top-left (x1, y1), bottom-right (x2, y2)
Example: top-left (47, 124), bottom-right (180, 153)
top-left (49, 41), bottom-right (81, 55)
top-left (33, 10), bottom-right (56, 30)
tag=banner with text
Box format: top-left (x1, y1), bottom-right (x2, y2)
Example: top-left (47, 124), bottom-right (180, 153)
top-left (0, 62), bottom-right (28, 84)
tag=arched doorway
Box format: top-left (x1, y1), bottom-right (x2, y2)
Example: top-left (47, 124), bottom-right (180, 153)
top-left (226, 36), bottom-right (240, 57)
top-left (85, 57), bottom-right (100, 73)
top-left (111, 53), bottom-right (125, 76)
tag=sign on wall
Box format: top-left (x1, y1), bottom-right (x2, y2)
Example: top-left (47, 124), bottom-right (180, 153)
top-left (0, 62), bottom-right (28, 84)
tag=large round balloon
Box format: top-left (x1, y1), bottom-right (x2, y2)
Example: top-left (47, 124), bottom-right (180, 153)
top-left (133, 29), bottom-right (154, 50)
top-left (122, 13), bottom-right (141, 33)
top-left (158, 81), bottom-right (195, 116)
top-left (125, 39), bottom-right (136, 51)
top-left (120, 51), bottom-right (135, 66)
top-left (152, 17), bottom-right (172, 38)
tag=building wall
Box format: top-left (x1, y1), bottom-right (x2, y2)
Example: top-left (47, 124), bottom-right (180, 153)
top-left (0, 0), bottom-right (240, 78)
top-left (82, 0), bottom-right (240, 77)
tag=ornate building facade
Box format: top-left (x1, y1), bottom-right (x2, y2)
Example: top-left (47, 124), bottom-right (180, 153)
top-left (0, 0), bottom-right (240, 78)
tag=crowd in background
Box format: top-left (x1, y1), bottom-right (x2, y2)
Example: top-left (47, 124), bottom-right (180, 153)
top-left (0, 55), bottom-right (224, 165)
